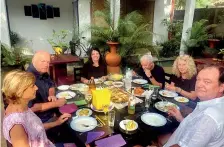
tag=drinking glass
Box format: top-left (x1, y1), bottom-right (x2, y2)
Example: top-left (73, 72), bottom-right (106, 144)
top-left (102, 104), bottom-right (109, 120)
top-left (85, 93), bottom-right (92, 107)
top-left (108, 110), bottom-right (115, 127)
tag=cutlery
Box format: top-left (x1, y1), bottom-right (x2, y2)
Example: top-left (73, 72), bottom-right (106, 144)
top-left (95, 115), bottom-right (106, 126)
top-left (81, 124), bottom-right (99, 127)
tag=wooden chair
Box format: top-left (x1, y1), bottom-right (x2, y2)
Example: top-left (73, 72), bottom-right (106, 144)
top-left (73, 58), bottom-right (84, 83)
top-left (165, 72), bottom-right (172, 84)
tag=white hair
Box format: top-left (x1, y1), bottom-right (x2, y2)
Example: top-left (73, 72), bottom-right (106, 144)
top-left (140, 52), bottom-right (154, 63)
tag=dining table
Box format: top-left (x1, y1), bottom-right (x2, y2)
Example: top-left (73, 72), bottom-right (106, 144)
top-left (57, 79), bottom-right (195, 147)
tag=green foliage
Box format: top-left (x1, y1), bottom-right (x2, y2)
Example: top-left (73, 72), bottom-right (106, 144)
top-left (47, 29), bottom-right (70, 49)
top-left (1, 44), bottom-right (31, 67)
top-left (10, 31), bottom-right (20, 47)
top-left (162, 19), bottom-right (183, 40)
top-left (185, 19), bottom-right (209, 55)
top-left (219, 48), bottom-right (224, 55)
top-left (159, 39), bottom-right (180, 57)
top-left (175, 0), bottom-right (212, 10)
top-left (89, 8), bottom-right (153, 58)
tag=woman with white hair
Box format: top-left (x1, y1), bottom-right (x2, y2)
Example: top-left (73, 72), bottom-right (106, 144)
top-left (134, 53), bottom-right (165, 88)
top-left (166, 55), bottom-right (197, 100)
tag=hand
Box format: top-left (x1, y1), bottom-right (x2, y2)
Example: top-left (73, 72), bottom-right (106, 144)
top-left (55, 98), bottom-right (66, 107)
top-left (132, 71), bottom-right (137, 76)
top-left (144, 69), bottom-right (152, 78)
top-left (168, 107), bottom-right (184, 122)
top-left (165, 84), bottom-right (176, 91)
top-left (56, 113), bottom-right (71, 125)
top-left (48, 96), bottom-right (57, 102)
top-left (84, 79), bottom-right (89, 84)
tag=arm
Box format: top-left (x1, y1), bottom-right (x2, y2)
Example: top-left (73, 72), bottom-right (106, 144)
top-left (49, 87), bottom-right (55, 96)
top-left (149, 77), bottom-right (163, 88)
top-left (31, 98), bottom-right (66, 112)
top-left (10, 125), bottom-right (29, 147)
top-left (178, 89), bottom-right (197, 100)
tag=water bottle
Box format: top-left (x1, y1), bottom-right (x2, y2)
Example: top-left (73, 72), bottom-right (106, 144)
top-left (145, 94), bottom-right (150, 110)
top-left (125, 68), bottom-right (132, 92)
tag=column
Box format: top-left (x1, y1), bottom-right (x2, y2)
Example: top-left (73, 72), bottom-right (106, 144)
top-left (110, 0), bottom-right (120, 29)
top-left (179, 0), bottom-right (195, 55)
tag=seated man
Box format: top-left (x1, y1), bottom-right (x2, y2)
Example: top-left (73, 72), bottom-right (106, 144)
top-left (134, 53), bottom-right (165, 88)
top-left (27, 51), bottom-right (73, 143)
top-left (164, 65), bottom-right (224, 147)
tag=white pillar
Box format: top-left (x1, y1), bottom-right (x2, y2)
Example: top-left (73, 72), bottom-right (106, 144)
top-left (179, 0), bottom-right (195, 55)
top-left (1, 0), bottom-right (11, 47)
top-left (153, 0), bottom-right (172, 44)
top-left (110, 0), bottom-right (120, 29)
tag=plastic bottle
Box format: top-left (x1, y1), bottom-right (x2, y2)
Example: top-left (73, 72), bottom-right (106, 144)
top-left (125, 68), bottom-right (132, 92)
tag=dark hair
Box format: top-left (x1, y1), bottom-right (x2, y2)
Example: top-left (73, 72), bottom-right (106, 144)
top-left (202, 65), bottom-right (224, 84)
top-left (88, 48), bottom-right (105, 65)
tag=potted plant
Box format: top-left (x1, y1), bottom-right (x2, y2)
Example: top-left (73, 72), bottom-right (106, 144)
top-left (202, 47), bottom-right (219, 58)
top-left (47, 29), bottom-right (70, 55)
top-left (1, 44), bottom-right (32, 71)
top-left (217, 48), bottom-right (224, 60)
top-left (90, 6), bottom-right (153, 73)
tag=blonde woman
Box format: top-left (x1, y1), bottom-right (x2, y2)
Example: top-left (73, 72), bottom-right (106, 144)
top-left (166, 55), bottom-right (197, 100)
top-left (2, 70), bottom-right (56, 147)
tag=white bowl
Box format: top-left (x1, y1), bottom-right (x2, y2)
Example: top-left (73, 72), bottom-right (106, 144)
top-left (112, 82), bottom-right (124, 88)
top-left (57, 85), bottom-right (70, 91)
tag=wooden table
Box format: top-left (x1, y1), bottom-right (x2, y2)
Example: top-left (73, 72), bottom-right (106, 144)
top-left (194, 58), bottom-right (224, 71)
top-left (50, 54), bottom-right (81, 85)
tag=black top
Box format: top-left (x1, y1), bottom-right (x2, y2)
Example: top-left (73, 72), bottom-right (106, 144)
top-left (171, 75), bottom-right (197, 92)
top-left (137, 64), bottom-right (165, 88)
top-left (82, 62), bottom-right (107, 79)
top-left (27, 63), bottom-right (55, 123)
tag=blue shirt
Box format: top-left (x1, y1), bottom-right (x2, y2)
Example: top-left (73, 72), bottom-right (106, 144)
top-left (27, 64), bottom-right (55, 123)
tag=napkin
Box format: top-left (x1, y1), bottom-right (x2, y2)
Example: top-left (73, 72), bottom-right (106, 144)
top-left (74, 100), bottom-right (87, 106)
top-left (86, 131), bottom-right (105, 144)
top-left (95, 134), bottom-right (126, 147)
top-left (59, 104), bottom-right (78, 114)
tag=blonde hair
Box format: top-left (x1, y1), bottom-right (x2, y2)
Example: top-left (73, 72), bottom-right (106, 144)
top-left (172, 55), bottom-right (197, 79)
top-left (2, 70), bottom-right (36, 104)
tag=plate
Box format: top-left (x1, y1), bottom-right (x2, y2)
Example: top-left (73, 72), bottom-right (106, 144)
top-left (112, 81), bottom-right (124, 88)
top-left (174, 96), bottom-right (189, 103)
top-left (108, 74), bottom-right (123, 81)
top-left (57, 85), bottom-right (69, 91)
top-left (159, 90), bottom-right (178, 98)
top-left (70, 116), bottom-right (97, 132)
top-left (119, 120), bottom-right (138, 131)
top-left (141, 113), bottom-right (167, 127)
top-left (76, 108), bottom-right (92, 117)
top-left (110, 88), bottom-right (129, 103)
top-left (154, 101), bottom-right (180, 113)
top-left (104, 81), bottom-right (113, 86)
top-left (56, 91), bottom-right (76, 99)
top-left (133, 87), bottom-right (145, 97)
top-left (69, 83), bottom-right (89, 92)
top-left (132, 79), bottom-right (148, 85)
top-left (90, 103), bottom-right (114, 112)
top-left (94, 78), bottom-right (104, 84)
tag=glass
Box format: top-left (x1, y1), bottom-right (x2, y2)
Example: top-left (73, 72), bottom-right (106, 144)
top-left (102, 104), bottom-right (109, 120)
top-left (145, 95), bottom-right (151, 111)
top-left (85, 93), bottom-right (92, 107)
top-left (108, 110), bottom-right (115, 127)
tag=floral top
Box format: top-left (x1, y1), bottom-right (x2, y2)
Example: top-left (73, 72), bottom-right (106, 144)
top-left (3, 109), bottom-right (55, 147)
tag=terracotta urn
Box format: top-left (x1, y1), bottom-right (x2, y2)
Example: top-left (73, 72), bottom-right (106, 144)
top-left (208, 39), bottom-right (220, 48)
top-left (105, 41), bottom-right (121, 74)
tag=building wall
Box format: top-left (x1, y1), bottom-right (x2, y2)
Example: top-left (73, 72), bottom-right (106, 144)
top-left (1, 0), bottom-right (11, 46)
top-left (7, 0), bottom-right (74, 53)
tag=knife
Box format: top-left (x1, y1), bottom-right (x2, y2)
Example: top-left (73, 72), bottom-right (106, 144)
top-left (95, 115), bottom-right (106, 126)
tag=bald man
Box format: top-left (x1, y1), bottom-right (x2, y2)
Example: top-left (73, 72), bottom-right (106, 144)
top-left (27, 51), bottom-right (73, 143)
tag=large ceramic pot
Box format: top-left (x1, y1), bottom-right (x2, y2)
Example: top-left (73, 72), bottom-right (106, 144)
top-left (105, 41), bottom-right (121, 74)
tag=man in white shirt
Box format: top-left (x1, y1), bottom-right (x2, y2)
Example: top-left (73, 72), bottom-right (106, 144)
top-left (164, 65), bottom-right (224, 147)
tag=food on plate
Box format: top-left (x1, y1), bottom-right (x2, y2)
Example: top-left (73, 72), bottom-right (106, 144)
top-left (134, 87), bottom-right (144, 96)
top-left (157, 103), bottom-right (177, 112)
top-left (78, 109), bottom-right (90, 116)
top-left (109, 74), bottom-right (123, 81)
top-left (110, 88), bottom-right (129, 103)
top-left (60, 92), bottom-right (69, 97)
top-left (104, 81), bottom-right (113, 86)
top-left (178, 97), bottom-right (187, 102)
top-left (112, 82), bottom-right (124, 87)
top-left (126, 120), bottom-right (136, 130)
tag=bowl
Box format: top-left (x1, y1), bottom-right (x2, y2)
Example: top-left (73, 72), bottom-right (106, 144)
top-left (112, 81), bottom-right (124, 88)
top-left (109, 74), bottom-right (123, 81)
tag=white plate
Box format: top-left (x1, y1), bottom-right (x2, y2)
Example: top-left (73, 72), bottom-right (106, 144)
top-left (174, 96), bottom-right (189, 103)
top-left (57, 85), bottom-right (70, 91)
top-left (76, 108), bottom-right (92, 117)
top-left (141, 113), bottom-right (167, 127)
top-left (112, 81), bottom-right (124, 88)
top-left (90, 103), bottom-right (114, 112)
top-left (154, 101), bottom-right (180, 113)
top-left (104, 81), bottom-right (113, 86)
top-left (69, 83), bottom-right (89, 92)
top-left (56, 91), bottom-right (76, 99)
top-left (133, 87), bottom-right (145, 97)
top-left (132, 79), bottom-right (148, 85)
top-left (108, 74), bottom-right (123, 81)
top-left (94, 78), bottom-right (104, 84)
top-left (159, 90), bottom-right (178, 98)
top-left (119, 120), bottom-right (138, 131)
top-left (70, 116), bottom-right (97, 132)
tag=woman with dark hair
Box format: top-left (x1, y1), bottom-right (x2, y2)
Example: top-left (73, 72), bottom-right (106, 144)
top-left (81, 48), bottom-right (107, 84)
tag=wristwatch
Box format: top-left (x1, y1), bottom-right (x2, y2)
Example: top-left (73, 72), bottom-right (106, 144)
top-left (149, 75), bottom-right (153, 79)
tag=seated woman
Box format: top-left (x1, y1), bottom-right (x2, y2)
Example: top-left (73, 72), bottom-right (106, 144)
top-left (2, 70), bottom-right (55, 147)
top-left (81, 48), bottom-right (107, 84)
top-left (166, 55), bottom-right (197, 100)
